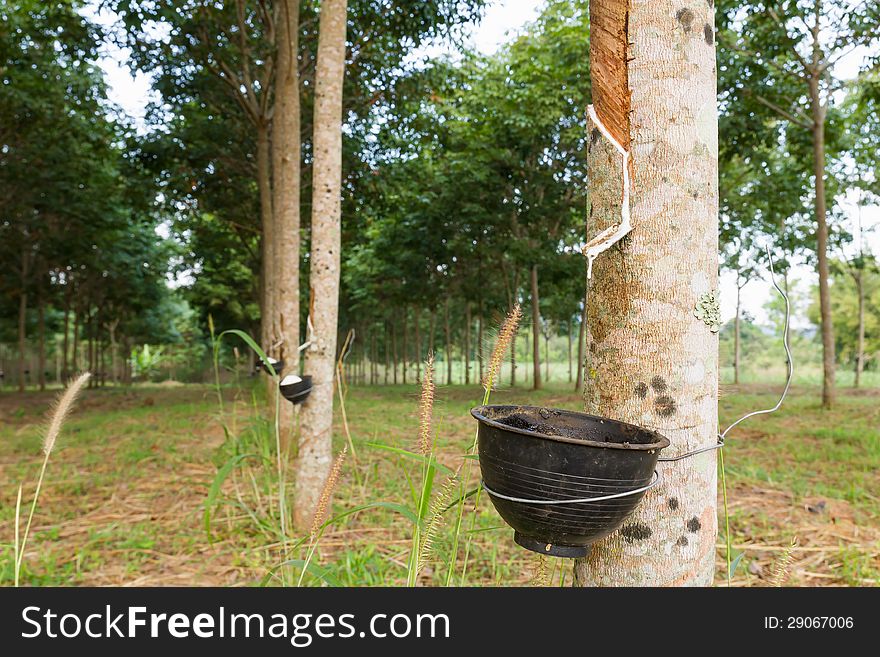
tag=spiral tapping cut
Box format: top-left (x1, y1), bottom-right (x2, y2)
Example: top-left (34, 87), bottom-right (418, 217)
top-left (583, 104), bottom-right (632, 279)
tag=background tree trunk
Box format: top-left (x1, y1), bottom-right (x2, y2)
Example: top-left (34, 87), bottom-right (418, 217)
top-left (574, 0), bottom-right (719, 587)
top-left (530, 264), bottom-right (541, 390)
top-left (257, 122), bottom-right (275, 356)
top-left (415, 310), bottom-right (422, 381)
top-left (402, 309), bottom-right (408, 385)
top-left (575, 296), bottom-right (586, 391)
top-left (809, 74), bottom-right (835, 409)
top-left (567, 317), bottom-right (573, 383)
top-left (273, 0), bottom-right (303, 451)
top-left (392, 322), bottom-right (398, 384)
top-left (37, 289), bottom-right (46, 391)
top-left (464, 304), bottom-right (471, 385)
top-left (478, 312), bottom-right (484, 383)
top-left (855, 271), bottom-right (864, 388)
top-left (17, 252), bottom-right (29, 393)
top-left (295, 0), bottom-right (348, 531)
top-left (445, 298), bottom-right (452, 385)
top-left (734, 282), bottom-right (741, 385)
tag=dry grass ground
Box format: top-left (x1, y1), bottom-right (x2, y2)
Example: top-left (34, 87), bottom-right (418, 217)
top-left (1, 380), bottom-right (877, 586)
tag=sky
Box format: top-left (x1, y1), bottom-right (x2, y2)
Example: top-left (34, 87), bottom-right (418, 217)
top-left (86, 0), bottom-right (878, 328)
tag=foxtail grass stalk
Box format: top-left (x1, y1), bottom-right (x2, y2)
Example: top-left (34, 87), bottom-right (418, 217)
top-left (447, 305), bottom-right (521, 586)
top-left (298, 447), bottom-right (347, 587)
top-left (14, 372), bottom-right (90, 586)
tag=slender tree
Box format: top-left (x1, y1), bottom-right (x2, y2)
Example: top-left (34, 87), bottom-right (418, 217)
top-left (295, 0), bottom-right (348, 530)
top-left (273, 0), bottom-right (303, 446)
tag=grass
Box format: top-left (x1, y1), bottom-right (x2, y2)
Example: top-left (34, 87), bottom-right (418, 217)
top-left (0, 377), bottom-right (878, 586)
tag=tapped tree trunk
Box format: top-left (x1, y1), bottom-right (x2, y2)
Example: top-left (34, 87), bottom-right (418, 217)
top-left (809, 75), bottom-right (835, 409)
top-left (574, 0), bottom-right (719, 587)
top-left (530, 264), bottom-right (541, 390)
top-left (295, 0), bottom-right (348, 531)
top-left (273, 0), bottom-right (302, 450)
top-left (734, 283), bottom-right (741, 385)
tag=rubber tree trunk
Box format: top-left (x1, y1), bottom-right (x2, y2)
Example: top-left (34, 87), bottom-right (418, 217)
top-left (854, 270), bottom-right (864, 388)
top-left (568, 318), bottom-right (573, 383)
top-left (530, 264), bottom-right (542, 390)
top-left (574, 0), bottom-right (719, 587)
top-left (392, 322), bottom-right (398, 384)
top-left (445, 298), bottom-right (452, 385)
top-left (510, 270), bottom-right (519, 387)
top-left (295, 0), bottom-right (348, 531)
top-left (402, 309), bottom-right (408, 385)
top-left (17, 251), bottom-right (28, 393)
top-left (575, 296), bottom-right (586, 391)
top-left (415, 309), bottom-right (422, 381)
top-left (61, 303), bottom-right (70, 382)
top-left (464, 304), bottom-right (471, 385)
top-left (809, 74), bottom-right (835, 409)
top-left (257, 122), bottom-right (275, 357)
top-left (734, 282), bottom-right (741, 385)
top-left (273, 0), bottom-right (302, 451)
top-left (72, 310), bottom-right (80, 372)
top-left (107, 319), bottom-right (119, 385)
top-left (478, 312), bottom-right (484, 383)
top-left (37, 290), bottom-right (46, 391)
top-left (384, 320), bottom-right (390, 385)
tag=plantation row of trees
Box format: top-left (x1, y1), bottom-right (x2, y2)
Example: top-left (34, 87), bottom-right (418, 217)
top-left (2, 1), bottom-right (879, 400)
top-left (0, 1), bottom-right (181, 392)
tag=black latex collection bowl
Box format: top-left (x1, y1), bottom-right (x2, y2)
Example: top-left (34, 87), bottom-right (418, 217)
top-left (279, 375), bottom-right (313, 405)
top-left (471, 405), bottom-right (669, 558)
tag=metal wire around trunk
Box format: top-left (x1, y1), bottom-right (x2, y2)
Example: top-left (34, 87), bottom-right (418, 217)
top-left (656, 245), bottom-right (794, 462)
top-left (481, 470), bottom-right (662, 505)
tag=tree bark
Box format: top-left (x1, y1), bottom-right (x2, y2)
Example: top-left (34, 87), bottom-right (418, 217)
top-left (444, 298), bottom-right (452, 385)
top-left (72, 309), bottom-right (80, 373)
top-left (295, 0), bottom-right (347, 530)
top-left (809, 74), bottom-right (835, 408)
top-left (855, 270), bottom-right (864, 388)
top-left (478, 312), bottom-right (484, 383)
top-left (62, 287), bottom-right (71, 382)
top-left (37, 288), bottom-right (46, 391)
top-left (530, 264), bottom-right (542, 390)
top-left (574, 0), bottom-right (720, 587)
top-left (575, 294), bottom-right (587, 391)
top-left (510, 270), bottom-right (519, 387)
top-left (17, 251), bottom-right (28, 393)
top-left (273, 0), bottom-right (303, 449)
top-left (384, 320), bottom-right (390, 385)
top-left (391, 322), bottom-right (398, 384)
top-left (464, 304), bottom-right (471, 385)
top-left (568, 318), bottom-right (573, 383)
top-left (415, 309), bottom-right (422, 381)
top-left (734, 282), bottom-right (741, 385)
top-left (257, 122), bottom-right (275, 355)
top-left (402, 309), bottom-right (408, 385)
